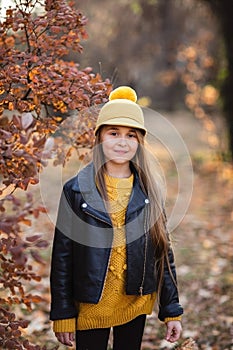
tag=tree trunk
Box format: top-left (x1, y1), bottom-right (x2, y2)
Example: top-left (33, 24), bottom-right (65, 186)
top-left (203, 0), bottom-right (233, 160)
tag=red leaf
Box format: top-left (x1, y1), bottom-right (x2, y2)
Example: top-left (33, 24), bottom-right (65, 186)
top-left (26, 235), bottom-right (41, 242)
top-left (0, 129), bottom-right (12, 139)
top-left (30, 250), bottom-right (45, 264)
top-left (0, 222), bottom-right (12, 234)
top-left (19, 320), bottom-right (29, 329)
top-left (12, 115), bottom-right (21, 128)
top-left (35, 240), bottom-right (49, 248)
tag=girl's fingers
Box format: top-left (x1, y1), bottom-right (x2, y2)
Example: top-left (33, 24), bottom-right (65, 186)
top-left (165, 321), bottom-right (182, 343)
top-left (69, 331), bottom-right (75, 342)
top-left (55, 332), bottom-right (74, 346)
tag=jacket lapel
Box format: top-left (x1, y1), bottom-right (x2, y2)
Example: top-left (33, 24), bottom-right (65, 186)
top-left (71, 162), bottom-right (148, 223)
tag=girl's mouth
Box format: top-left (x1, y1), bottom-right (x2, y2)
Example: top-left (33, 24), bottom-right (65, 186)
top-left (114, 150), bottom-right (128, 155)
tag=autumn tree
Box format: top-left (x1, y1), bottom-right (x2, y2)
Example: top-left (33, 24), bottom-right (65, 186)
top-left (0, 0), bottom-right (111, 348)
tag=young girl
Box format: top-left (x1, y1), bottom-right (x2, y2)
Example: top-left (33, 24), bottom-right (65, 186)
top-left (50, 86), bottom-right (183, 350)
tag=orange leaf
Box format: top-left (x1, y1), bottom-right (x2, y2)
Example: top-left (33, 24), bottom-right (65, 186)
top-left (21, 219), bottom-right (31, 226)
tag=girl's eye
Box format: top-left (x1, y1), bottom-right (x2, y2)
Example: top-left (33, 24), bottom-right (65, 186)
top-left (110, 132), bottom-right (117, 136)
top-left (128, 133), bottom-right (136, 138)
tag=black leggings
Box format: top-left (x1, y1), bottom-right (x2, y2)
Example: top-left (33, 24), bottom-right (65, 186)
top-left (76, 314), bottom-right (146, 350)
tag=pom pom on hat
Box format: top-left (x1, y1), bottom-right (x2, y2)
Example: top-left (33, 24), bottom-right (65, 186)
top-left (109, 86), bottom-right (137, 103)
top-left (95, 85), bottom-right (147, 135)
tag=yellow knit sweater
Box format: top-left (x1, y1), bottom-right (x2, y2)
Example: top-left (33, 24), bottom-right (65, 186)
top-left (53, 174), bottom-right (181, 332)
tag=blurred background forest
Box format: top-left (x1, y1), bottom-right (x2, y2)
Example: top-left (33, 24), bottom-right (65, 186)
top-left (0, 0), bottom-right (232, 349)
top-left (73, 0), bottom-right (233, 159)
top-left (76, 0), bottom-right (221, 110)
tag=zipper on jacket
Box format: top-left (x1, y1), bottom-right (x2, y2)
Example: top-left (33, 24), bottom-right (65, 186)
top-left (81, 204), bottom-right (112, 227)
top-left (139, 199), bottom-right (149, 296)
top-left (139, 232), bottom-right (148, 296)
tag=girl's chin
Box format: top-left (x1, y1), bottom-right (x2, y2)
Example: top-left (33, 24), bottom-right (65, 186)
top-left (107, 158), bottom-right (130, 164)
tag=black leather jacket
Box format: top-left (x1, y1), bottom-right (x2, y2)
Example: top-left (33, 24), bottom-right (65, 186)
top-left (50, 163), bottom-right (183, 322)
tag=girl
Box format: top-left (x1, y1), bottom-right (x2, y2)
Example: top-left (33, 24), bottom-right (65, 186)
top-left (50, 86), bottom-right (183, 350)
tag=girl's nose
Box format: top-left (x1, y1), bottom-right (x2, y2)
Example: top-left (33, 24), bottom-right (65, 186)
top-left (118, 137), bottom-right (127, 146)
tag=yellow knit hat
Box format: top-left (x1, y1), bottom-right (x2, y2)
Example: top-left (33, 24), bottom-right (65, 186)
top-left (95, 86), bottom-right (147, 135)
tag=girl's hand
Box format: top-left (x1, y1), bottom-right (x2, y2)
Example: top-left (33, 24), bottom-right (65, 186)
top-left (55, 332), bottom-right (75, 347)
top-left (165, 320), bottom-right (182, 343)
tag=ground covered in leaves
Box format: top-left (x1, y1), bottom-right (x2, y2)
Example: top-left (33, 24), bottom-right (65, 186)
top-left (14, 112), bottom-right (232, 349)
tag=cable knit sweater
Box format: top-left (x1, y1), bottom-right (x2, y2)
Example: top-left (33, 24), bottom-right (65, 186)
top-left (53, 174), bottom-right (181, 333)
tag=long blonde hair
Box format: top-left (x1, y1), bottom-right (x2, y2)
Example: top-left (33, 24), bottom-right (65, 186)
top-left (93, 126), bottom-right (172, 302)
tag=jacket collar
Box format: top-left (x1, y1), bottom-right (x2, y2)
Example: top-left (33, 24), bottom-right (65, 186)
top-left (71, 162), bottom-right (148, 216)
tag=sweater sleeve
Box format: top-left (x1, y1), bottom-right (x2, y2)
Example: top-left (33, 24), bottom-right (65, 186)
top-left (164, 316), bottom-right (182, 323)
top-left (53, 318), bottom-right (76, 333)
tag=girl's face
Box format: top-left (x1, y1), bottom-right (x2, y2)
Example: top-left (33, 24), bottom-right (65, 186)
top-left (100, 125), bottom-right (139, 166)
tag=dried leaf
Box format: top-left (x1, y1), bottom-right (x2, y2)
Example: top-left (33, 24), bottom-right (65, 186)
top-left (35, 240), bottom-right (49, 248)
top-left (21, 113), bottom-right (34, 129)
top-left (26, 235), bottom-right (42, 242)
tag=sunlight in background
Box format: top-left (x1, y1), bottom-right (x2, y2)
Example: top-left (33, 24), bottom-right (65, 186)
top-left (0, 0), bottom-right (44, 20)
top-left (0, 0), bottom-right (14, 19)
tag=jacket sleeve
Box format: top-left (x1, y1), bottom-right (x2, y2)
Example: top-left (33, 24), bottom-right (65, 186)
top-left (50, 186), bottom-right (78, 321)
top-left (158, 246), bottom-right (183, 322)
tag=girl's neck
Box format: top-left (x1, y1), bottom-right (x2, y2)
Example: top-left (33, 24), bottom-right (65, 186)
top-left (105, 162), bottom-right (132, 178)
